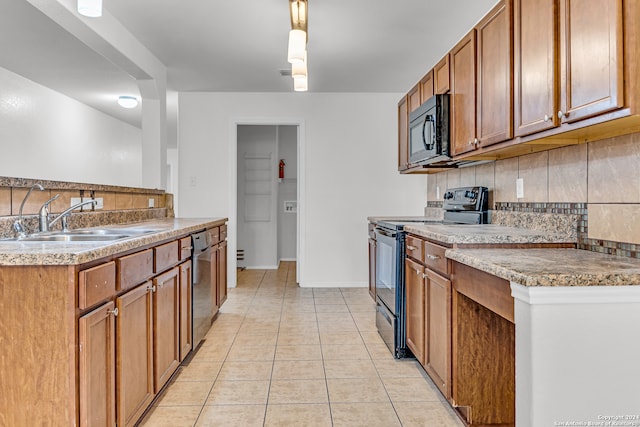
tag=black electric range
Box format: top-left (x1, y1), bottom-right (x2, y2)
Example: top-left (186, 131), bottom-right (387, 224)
top-left (373, 186), bottom-right (488, 358)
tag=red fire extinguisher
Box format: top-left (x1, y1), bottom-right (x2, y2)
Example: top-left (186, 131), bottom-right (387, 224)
top-left (279, 159), bottom-right (285, 179)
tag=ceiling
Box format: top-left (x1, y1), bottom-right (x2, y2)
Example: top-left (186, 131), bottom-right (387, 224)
top-left (0, 0), bottom-right (498, 128)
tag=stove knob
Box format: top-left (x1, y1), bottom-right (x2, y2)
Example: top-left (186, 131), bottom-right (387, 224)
top-left (465, 190), bottom-right (477, 199)
top-left (443, 191), bottom-right (454, 200)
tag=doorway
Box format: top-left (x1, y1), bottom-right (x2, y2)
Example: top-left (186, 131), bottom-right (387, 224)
top-left (236, 124), bottom-right (298, 270)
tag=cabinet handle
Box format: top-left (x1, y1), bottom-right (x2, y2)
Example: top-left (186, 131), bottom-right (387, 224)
top-left (467, 140), bottom-right (473, 145)
top-left (543, 114), bottom-right (550, 122)
top-left (415, 268), bottom-right (421, 275)
top-left (407, 245), bottom-right (417, 251)
top-left (147, 285), bottom-right (157, 293)
top-left (108, 307), bottom-right (119, 317)
top-left (473, 138), bottom-right (478, 144)
top-left (557, 110), bottom-right (568, 119)
top-left (426, 254), bottom-right (441, 260)
top-left (422, 273), bottom-right (427, 279)
top-left (183, 246), bottom-right (193, 250)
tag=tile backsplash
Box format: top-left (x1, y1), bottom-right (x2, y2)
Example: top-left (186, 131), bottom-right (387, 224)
top-left (426, 132), bottom-right (640, 258)
top-left (0, 176), bottom-right (170, 239)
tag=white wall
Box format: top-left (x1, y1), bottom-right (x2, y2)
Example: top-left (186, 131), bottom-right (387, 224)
top-left (178, 92), bottom-right (427, 287)
top-left (277, 125), bottom-right (297, 261)
top-left (0, 66), bottom-right (142, 186)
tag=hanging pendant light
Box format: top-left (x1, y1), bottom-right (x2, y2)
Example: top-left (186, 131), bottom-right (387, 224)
top-left (288, 0), bottom-right (309, 91)
top-left (294, 76), bottom-right (308, 92)
top-left (77, 0), bottom-right (102, 17)
top-left (292, 53), bottom-right (308, 79)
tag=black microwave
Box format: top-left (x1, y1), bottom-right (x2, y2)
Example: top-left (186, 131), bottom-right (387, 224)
top-left (408, 94), bottom-right (450, 166)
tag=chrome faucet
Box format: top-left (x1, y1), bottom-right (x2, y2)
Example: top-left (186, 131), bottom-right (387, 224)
top-left (42, 198), bottom-right (98, 232)
top-left (13, 183), bottom-right (45, 238)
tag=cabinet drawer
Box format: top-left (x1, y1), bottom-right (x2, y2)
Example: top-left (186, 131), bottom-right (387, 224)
top-left (179, 237), bottom-right (192, 261)
top-left (406, 235), bottom-right (424, 260)
top-left (423, 241), bottom-right (448, 275)
top-left (219, 225), bottom-right (227, 241)
top-left (79, 261), bottom-right (116, 309)
top-left (117, 249), bottom-right (153, 291)
top-left (154, 240), bottom-right (179, 273)
top-left (208, 227), bottom-right (220, 245)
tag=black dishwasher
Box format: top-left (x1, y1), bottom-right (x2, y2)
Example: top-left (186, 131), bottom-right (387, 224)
top-left (192, 230), bottom-right (214, 347)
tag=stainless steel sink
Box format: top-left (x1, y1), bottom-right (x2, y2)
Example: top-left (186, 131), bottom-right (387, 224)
top-left (20, 233), bottom-right (132, 242)
top-left (1, 225), bottom-right (160, 243)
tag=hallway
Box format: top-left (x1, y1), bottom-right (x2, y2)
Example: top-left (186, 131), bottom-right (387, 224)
top-left (140, 262), bottom-right (463, 426)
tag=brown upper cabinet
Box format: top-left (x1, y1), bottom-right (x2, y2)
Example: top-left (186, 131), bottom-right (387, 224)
top-left (397, 96), bottom-right (409, 171)
top-left (408, 83), bottom-right (422, 113)
top-left (450, 0), bottom-right (513, 156)
top-left (450, 30), bottom-right (478, 156)
top-left (515, 0), bottom-right (623, 136)
top-left (420, 70), bottom-right (435, 103)
top-left (434, 56), bottom-right (450, 94)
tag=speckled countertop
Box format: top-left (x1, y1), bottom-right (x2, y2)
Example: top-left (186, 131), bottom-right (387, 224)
top-left (446, 248), bottom-right (640, 287)
top-left (0, 218), bottom-right (226, 266)
top-left (404, 223), bottom-right (575, 245)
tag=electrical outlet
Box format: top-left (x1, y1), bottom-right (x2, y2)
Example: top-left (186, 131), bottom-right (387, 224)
top-left (70, 197), bottom-right (82, 207)
top-left (189, 176), bottom-right (197, 187)
top-left (516, 178), bottom-right (524, 199)
top-left (148, 198), bottom-right (155, 208)
top-left (93, 198), bottom-right (104, 209)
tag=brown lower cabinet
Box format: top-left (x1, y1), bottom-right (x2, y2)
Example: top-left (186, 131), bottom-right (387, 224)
top-left (115, 282), bottom-right (154, 427)
top-left (424, 268), bottom-right (452, 399)
top-left (153, 267), bottom-right (181, 393)
top-left (404, 234), bottom-right (515, 426)
top-left (79, 302), bottom-right (117, 427)
top-left (217, 240), bottom-right (228, 308)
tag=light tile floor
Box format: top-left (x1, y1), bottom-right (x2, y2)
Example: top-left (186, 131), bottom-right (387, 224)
top-left (139, 262), bottom-right (464, 426)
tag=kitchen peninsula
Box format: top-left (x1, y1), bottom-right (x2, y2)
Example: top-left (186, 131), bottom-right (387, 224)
top-left (389, 218), bottom-right (640, 426)
top-left (0, 217), bottom-right (228, 427)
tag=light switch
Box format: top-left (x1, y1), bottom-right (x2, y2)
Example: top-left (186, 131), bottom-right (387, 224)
top-left (516, 178), bottom-right (524, 199)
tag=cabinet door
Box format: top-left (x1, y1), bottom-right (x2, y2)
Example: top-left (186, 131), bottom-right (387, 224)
top-left (405, 258), bottom-right (425, 365)
top-left (476, 0), bottom-right (513, 147)
top-left (116, 283), bottom-right (154, 427)
top-left (179, 260), bottom-right (193, 361)
top-left (514, 0), bottom-right (558, 136)
top-left (211, 245), bottom-right (220, 317)
top-left (217, 241), bottom-right (228, 309)
top-left (434, 56), bottom-right (450, 94)
top-left (78, 302), bottom-right (116, 427)
top-left (420, 71), bottom-right (434, 103)
top-left (450, 31), bottom-right (478, 156)
top-left (398, 96), bottom-right (409, 170)
top-left (425, 269), bottom-right (452, 399)
top-left (408, 84), bottom-right (421, 113)
top-left (153, 267), bottom-right (180, 393)
top-left (559, 0), bottom-right (623, 123)
top-left (368, 238), bottom-right (376, 300)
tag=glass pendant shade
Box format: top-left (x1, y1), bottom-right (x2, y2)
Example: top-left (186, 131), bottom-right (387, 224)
top-left (77, 0), bottom-right (102, 17)
top-left (292, 54), bottom-right (307, 79)
top-left (294, 76), bottom-right (308, 92)
top-left (287, 29), bottom-right (306, 63)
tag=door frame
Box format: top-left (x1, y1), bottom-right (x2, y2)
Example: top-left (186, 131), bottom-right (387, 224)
top-left (229, 117), bottom-right (305, 285)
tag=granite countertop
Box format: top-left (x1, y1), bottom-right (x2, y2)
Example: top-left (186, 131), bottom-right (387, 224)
top-left (0, 218), bottom-right (226, 266)
top-left (446, 248), bottom-right (640, 287)
top-left (404, 223), bottom-right (575, 245)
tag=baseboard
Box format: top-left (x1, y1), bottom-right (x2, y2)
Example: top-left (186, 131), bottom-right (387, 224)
top-left (298, 281), bottom-right (368, 288)
top-left (279, 258), bottom-right (296, 262)
top-left (242, 265), bottom-right (279, 270)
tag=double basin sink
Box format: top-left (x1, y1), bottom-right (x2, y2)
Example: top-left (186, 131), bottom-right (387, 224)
top-left (8, 226), bottom-right (161, 243)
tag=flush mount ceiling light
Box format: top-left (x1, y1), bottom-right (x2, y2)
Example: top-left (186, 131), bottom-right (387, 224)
top-left (117, 96), bottom-right (138, 109)
top-left (287, 0), bottom-right (309, 91)
top-left (77, 0), bottom-right (102, 17)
